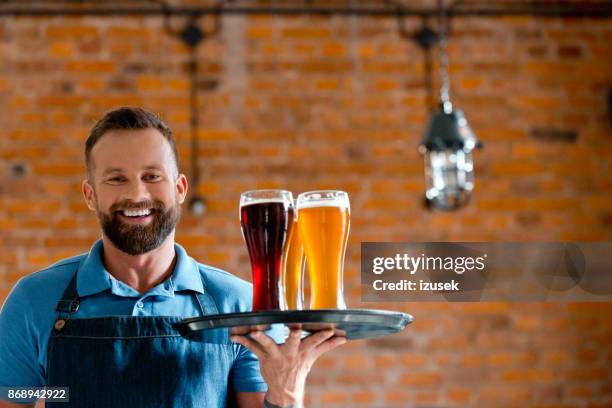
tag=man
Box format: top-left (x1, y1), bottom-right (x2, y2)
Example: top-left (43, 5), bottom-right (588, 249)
top-left (0, 107), bottom-right (345, 407)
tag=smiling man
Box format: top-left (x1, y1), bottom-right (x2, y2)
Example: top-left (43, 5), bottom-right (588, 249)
top-left (0, 107), bottom-right (345, 408)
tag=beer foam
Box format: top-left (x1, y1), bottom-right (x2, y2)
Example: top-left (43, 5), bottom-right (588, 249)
top-left (297, 200), bottom-right (350, 210)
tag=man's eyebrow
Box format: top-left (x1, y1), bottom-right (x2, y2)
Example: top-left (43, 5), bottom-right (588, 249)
top-left (102, 167), bottom-right (124, 176)
top-left (143, 165), bottom-right (164, 172)
top-left (101, 166), bottom-right (165, 176)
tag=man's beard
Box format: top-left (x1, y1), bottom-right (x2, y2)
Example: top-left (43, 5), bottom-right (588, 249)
top-left (97, 198), bottom-right (181, 256)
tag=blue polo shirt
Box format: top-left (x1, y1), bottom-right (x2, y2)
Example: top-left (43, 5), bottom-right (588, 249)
top-left (0, 240), bottom-right (267, 392)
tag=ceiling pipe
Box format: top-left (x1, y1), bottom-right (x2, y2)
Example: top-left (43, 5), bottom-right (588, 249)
top-left (0, 2), bottom-right (611, 17)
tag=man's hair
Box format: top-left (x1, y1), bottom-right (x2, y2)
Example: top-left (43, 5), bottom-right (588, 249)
top-left (85, 107), bottom-right (179, 182)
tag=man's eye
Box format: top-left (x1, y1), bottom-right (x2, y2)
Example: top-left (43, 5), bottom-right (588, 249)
top-left (109, 177), bottom-right (124, 182)
top-left (144, 174), bottom-right (160, 181)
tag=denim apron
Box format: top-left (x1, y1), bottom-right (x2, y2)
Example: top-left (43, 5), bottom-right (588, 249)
top-left (45, 271), bottom-right (238, 408)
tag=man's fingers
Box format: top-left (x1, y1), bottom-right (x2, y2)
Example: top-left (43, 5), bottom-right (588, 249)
top-left (283, 327), bottom-right (302, 350)
top-left (230, 334), bottom-right (267, 359)
top-left (311, 336), bottom-right (346, 361)
top-left (299, 329), bottom-right (335, 353)
top-left (249, 331), bottom-right (281, 357)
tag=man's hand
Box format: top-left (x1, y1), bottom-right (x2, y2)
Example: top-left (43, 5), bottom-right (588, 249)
top-left (230, 327), bottom-right (346, 408)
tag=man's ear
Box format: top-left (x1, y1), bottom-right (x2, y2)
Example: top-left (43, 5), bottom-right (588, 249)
top-left (82, 179), bottom-right (97, 211)
top-left (176, 173), bottom-right (188, 204)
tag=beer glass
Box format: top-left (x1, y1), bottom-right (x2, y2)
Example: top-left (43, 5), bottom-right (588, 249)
top-left (240, 190), bottom-right (293, 311)
top-left (281, 200), bottom-right (305, 310)
top-left (297, 190), bottom-right (350, 309)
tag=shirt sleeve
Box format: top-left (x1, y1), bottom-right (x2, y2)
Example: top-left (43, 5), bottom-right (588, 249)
top-left (0, 279), bottom-right (45, 389)
top-left (230, 343), bottom-right (267, 393)
top-left (230, 325), bottom-right (285, 393)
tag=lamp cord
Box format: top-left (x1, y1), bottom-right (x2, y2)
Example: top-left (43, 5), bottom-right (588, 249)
top-left (438, 0), bottom-right (452, 113)
top-left (189, 44), bottom-right (200, 189)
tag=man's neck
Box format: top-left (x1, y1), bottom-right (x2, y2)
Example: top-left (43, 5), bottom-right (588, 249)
top-left (100, 235), bottom-right (177, 295)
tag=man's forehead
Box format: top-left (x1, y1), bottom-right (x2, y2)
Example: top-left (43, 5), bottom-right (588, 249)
top-left (92, 128), bottom-right (169, 151)
top-left (90, 128), bottom-right (175, 172)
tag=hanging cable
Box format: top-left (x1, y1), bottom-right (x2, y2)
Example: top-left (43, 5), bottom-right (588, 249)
top-left (438, 0), bottom-right (452, 113)
top-left (189, 44), bottom-right (200, 191)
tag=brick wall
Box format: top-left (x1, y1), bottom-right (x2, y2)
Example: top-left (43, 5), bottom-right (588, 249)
top-left (1, 11), bottom-right (611, 408)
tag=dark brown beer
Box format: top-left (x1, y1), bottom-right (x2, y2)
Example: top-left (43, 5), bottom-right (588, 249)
top-left (240, 201), bottom-right (290, 311)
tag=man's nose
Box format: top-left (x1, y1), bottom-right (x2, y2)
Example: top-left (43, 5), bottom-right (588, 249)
top-left (123, 179), bottom-right (152, 202)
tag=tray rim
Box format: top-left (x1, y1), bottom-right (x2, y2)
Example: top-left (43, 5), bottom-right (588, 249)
top-left (175, 308), bottom-right (413, 334)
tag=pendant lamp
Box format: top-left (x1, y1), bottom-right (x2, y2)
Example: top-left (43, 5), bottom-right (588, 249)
top-left (419, 0), bottom-right (482, 211)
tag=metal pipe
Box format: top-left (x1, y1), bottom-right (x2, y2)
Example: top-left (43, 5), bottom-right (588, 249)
top-left (0, 5), bottom-right (610, 18)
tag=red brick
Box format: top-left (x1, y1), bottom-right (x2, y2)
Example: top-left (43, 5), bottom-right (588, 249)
top-left (447, 388), bottom-right (471, 403)
top-left (4, 200), bottom-right (63, 214)
top-left (415, 391), bottom-right (438, 404)
top-left (46, 25), bottom-right (99, 39)
top-left (385, 389), bottom-right (411, 403)
top-left (107, 26), bottom-right (149, 38)
top-left (175, 235), bottom-right (217, 248)
top-left (32, 163), bottom-right (83, 177)
top-left (281, 27), bottom-right (332, 39)
top-left (48, 41), bottom-right (74, 58)
top-left (399, 372), bottom-right (442, 387)
top-left (459, 78), bottom-right (483, 90)
top-left (576, 348), bottom-right (599, 362)
top-left (488, 352), bottom-right (513, 367)
top-left (351, 391), bottom-right (375, 404)
top-left (246, 27), bottom-right (274, 39)
top-left (9, 128), bottom-right (59, 141)
top-left (342, 355), bottom-right (370, 370)
top-left (322, 42), bottom-right (346, 57)
top-left (399, 352), bottom-right (426, 367)
top-left (319, 391), bottom-right (347, 404)
top-left (503, 368), bottom-right (555, 382)
top-left (42, 236), bottom-right (94, 249)
top-left (168, 79), bottom-right (190, 91)
top-left (66, 60), bottom-right (117, 73)
top-left (314, 355), bottom-right (336, 370)
top-left (197, 129), bottom-right (241, 141)
top-left (564, 367), bottom-right (609, 381)
top-left (136, 75), bottom-right (163, 91)
top-left (491, 161), bottom-right (546, 177)
top-left (460, 303), bottom-right (511, 314)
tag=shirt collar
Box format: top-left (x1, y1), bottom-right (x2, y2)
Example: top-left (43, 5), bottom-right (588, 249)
top-left (77, 239), bottom-right (204, 298)
top-left (171, 242), bottom-right (204, 294)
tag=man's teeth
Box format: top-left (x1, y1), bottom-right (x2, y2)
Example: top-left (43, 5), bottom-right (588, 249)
top-left (122, 209), bottom-right (152, 217)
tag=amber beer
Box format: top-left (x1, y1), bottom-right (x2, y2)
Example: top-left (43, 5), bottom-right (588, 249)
top-left (297, 191), bottom-right (350, 309)
top-left (281, 206), bottom-right (305, 310)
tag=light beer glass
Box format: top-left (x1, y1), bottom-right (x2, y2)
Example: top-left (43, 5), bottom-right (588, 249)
top-left (297, 190), bottom-right (350, 309)
top-left (240, 190), bottom-right (293, 311)
top-left (281, 201), bottom-right (305, 310)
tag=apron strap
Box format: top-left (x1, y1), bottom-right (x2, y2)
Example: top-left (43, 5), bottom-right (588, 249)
top-left (55, 270), bottom-right (80, 317)
top-left (193, 270), bottom-right (219, 316)
top-left (52, 267), bottom-right (81, 334)
top-left (193, 290), bottom-right (219, 316)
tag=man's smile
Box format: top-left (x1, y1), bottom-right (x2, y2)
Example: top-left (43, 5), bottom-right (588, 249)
top-left (117, 208), bottom-right (157, 224)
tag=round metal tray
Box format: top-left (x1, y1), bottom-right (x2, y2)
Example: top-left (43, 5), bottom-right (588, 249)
top-left (175, 309), bottom-right (412, 341)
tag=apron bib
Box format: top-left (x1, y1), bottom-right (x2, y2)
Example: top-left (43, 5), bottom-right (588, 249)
top-left (46, 272), bottom-right (237, 408)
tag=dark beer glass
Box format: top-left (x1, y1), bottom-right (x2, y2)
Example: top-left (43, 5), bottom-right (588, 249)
top-left (240, 190), bottom-right (293, 311)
